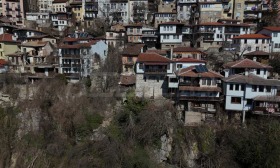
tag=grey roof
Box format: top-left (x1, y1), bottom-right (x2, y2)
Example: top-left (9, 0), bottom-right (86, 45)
top-left (223, 74), bottom-right (280, 86)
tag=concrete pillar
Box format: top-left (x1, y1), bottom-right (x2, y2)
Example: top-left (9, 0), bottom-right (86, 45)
top-left (45, 68), bottom-right (49, 76)
top-left (242, 110), bottom-right (246, 123)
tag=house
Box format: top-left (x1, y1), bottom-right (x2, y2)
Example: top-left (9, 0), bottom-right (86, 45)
top-left (141, 27), bottom-right (158, 49)
top-left (252, 96), bottom-right (280, 116)
top-left (0, 59), bottom-right (8, 73)
top-left (125, 24), bottom-right (142, 43)
top-left (177, 0), bottom-right (198, 24)
top-left (58, 32), bottom-right (108, 81)
top-left (231, 34), bottom-right (271, 55)
top-left (106, 24), bottom-right (125, 48)
top-left (83, 0), bottom-right (98, 27)
top-left (2, 0), bottom-right (25, 26)
top-left (70, 1), bottom-right (83, 25)
top-left (0, 23), bottom-right (18, 34)
top-left (173, 57), bottom-right (206, 71)
top-left (51, 0), bottom-right (72, 32)
top-left (128, 0), bottom-right (148, 23)
top-left (13, 28), bottom-right (47, 42)
top-left (38, 0), bottom-right (53, 12)
top-left (174, 65), bottom-right (223, 125)
top-left (159, 22), bottom-right (184, 49)
top-left (122, 43), bottom-right (146, 72)
top-left (154, 12), bottom-right (177, 28)
top-left (0, 33), bottom-right (20, 60)
top-left (25, 35), bottom-right (58, 45)
top-left (135, 52), bottom-right (173, 98)
top-left (257, 27), bottom-right (280, 53)
top-left (223, 58), bottom-right (280, 122)
top-left (243, 0), bottom-right (264, 26)
top-left (243, 51), bottom-right (270, 64)
top-left (172, 47), bottom-right (207, 60)
top-left (26, 12), bottom-right (50, 26)
top-left (198, 0), bottom-right (223, 23)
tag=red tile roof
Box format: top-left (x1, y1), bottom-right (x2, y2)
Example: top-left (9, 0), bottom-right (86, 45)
top-left (146, 49), bottom-right (167, 55)
top-left (263, 27), bottom-right (280, 32)
top-left (0, 33), bottom-right (18, 43)
top-left (223, 58), bottom-right (272, 69)
top-left (173, 47), bottom-right (205, 53)
top-left (122, 43), bottom-right (145, 56)
top-left (137, 53), bottom-right (172, 63)
top-left (59, 40), bottom-right (98, 49)
top-left (223, 74), bottom-right (280, 86)
top-left (0, 59), bottom-right (8, 65)
top-left (175, 57), bottom-right (206, 63)
top-left (119, 73), bottom-right (136, 85)
top-left (232, 34), bottom-right (271, 39)
top-left (176, 66), bottom-right (223, 78)
top-left (179, 86), bottom-right (222, 92)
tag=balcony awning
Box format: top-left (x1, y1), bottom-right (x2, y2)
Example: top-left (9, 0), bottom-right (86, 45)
top-left (145, 62), bottom-right (168, 65)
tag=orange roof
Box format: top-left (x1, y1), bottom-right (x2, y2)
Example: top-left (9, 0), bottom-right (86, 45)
top-left (0, 33), bottom-right (17, 43)
top-left (232, 34), bottom-right (271, 39)
top-left (173, 47), bottom-right (205, 53)
top-left (176, 66), bottom-right (223, 78)
top-left (223, 58), bottom-right (272, 69)
top-left (263, 27), bottom-right (280, 32)
top-left (0, 59), bottom-right (7, 65)
top-left (175, 58), bottom-right (206, 63)
top-left (137, 53), bottom-right (172, 63)
top-left (59, 40), bottom-right (98, 49)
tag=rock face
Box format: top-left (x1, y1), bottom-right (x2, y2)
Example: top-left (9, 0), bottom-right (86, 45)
top-left (154, 128), bottom-right (174, 163)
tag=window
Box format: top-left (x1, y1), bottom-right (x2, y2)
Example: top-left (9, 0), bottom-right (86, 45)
top-left (266, 86), bottom-right (271, 92)
top-left (264, 69), bottom-right (267, 75)
top-left (163, 26), bottom-right (166, 31)
top-left (235, 84), bottom-right (240, 90)
top-left (139, 63), bottom-right (143, 69)
top-left (237, 3), bottom-right (241, 9)
top-left (257, 69), bottom-right (260, 75)
top-left (241, 84), bottom-right (245, 91)
top-left (137, 28), bottom-right (140, 33)
top-left (0, 44), bottom-right (2, 48)
top-left (247, 46), bottom-right (251, 51)
top-left (173, 35), bottom-right (179, 39)
top-left (252, 85), bottom-right (257, 92)
top-left (244, 39), bottom-right (247, 44)
top-left (255, 39), bottom-right (258, 44)
top-left (202, 79), bottom-right (206, 85)
top-left (170, 26), bottom-right (173, 31)
top-left (275, 43), bottom-right (279, 48)
top-left (207, 79), bottom-right (211, 86)
top-left (262, 39), bottom-right (265, 44)
top-left (256, 47), bottom-right (259, 51)
top-left (129, 28), bottom-right (133, 33)
top-left (212, 79), bottom-right (216, 85)
top-left (246, 99), bottom-right (252, 105)
top-left (230, 84), bottom-right (234, 90)
top-left (177, 64), bottom-right (182, 69)
top-left (259, 85), bottom-right (264, 92)
top-left (109, 33), bottom-right (113, 37)
top-left (273, 33), bottom-right (278, 37)
top-left (231, 97), bottom-right (241, 104)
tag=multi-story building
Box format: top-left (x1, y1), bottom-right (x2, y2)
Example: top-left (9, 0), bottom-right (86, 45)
top-left (13, 28), bottom-right (47, 42)
top-left (135, 52), bottom-right (173, 98)
top-left (141, 27), bottom-right (157, 49)
top-left (154, 12), bottom-right (177, 28)
top-left (51, 0), bottom-right (72, 32)
top-left (0, 33), bottom-right (20, 60)
top-left (122, 43), bottom-right (146, 72)
top-left (171, 47), bottom-right (207, 60)
top-left (257, 26), bottom-right (280, 53)
top-left (26, 12), bottom-right (51, 26)
top-left (125, 24), bottom-right (142, 43)
top-left (177, 0), bottom-right (199, 24)
top-left (159, 22), bottom-right (184, 49)
top-left (129, 0), bottom-right (148, 23)
top-left (174, 65), bottom-right (223, 125)
top-left (158, 0), bottom-right (176, 13)
top-left (38, 0), bottom-right (53, 12)
top-left (2, 0), bottom-right (25, 26)
top-left (198, 0), bottom-right (223, 23)
top-left (232, 34), bottom-right (271, 55)
top-left (223, 58), bottom-right (280, 122)
top-left (83, 0), bottom-right (98, 27)
top-left (24, 0), bottom-right (39, 12)
top-left (105, 24), bottom-right (125, 48)
top-left (58, 31), bottom-right (108, 80)
top-left (243, 0), bottom-right (268, 26)
top-left (70, 0), bottom-right (84, 25)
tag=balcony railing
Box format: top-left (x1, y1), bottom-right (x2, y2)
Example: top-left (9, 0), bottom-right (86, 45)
top-left (179, 82), bottom-right (199, 86)
top-left (144, 69), bottom-right (167, 75)
top-left (199, 29), bottom-right (215, 33)
top-left (225, 29), bottom-right (240, 33)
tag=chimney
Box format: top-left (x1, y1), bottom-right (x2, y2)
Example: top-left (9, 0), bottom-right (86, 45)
top-left (224, 69), bottom-right (229, 78)
top-left (253, 56), bottom-right (257, 62)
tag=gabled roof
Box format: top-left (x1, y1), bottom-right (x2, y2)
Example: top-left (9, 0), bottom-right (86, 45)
top-left (173, 47), bottom-right (205, 53)
top-left (0, 59), bottom-right (8, 65)
top-left (223, 59), bottom-right (272, 69)
top-left (232, 34), bottom-right (271, 39)
top-left (146, 49), bottom-right (167, 55)
top-left (137, 53), bottom-right (172, 63)
top-left (0, 33), bottom-right (19, 43)
top-left (14, 28), bottom-right (45, 33)
top-left (176, 66), bottom-right (223, 78)
top-left (223, 74), bottom-right (280, 86)
top-left (263, 27), bottom-right (280, 32)
top-left (122, 43), bottom-right (145, 56)
top-left (175, 57), bottom-right (206, 63)
top-left (59, 40), bottom-right (98, 49)
top-left (243, 50), bottom-right (270, 56)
